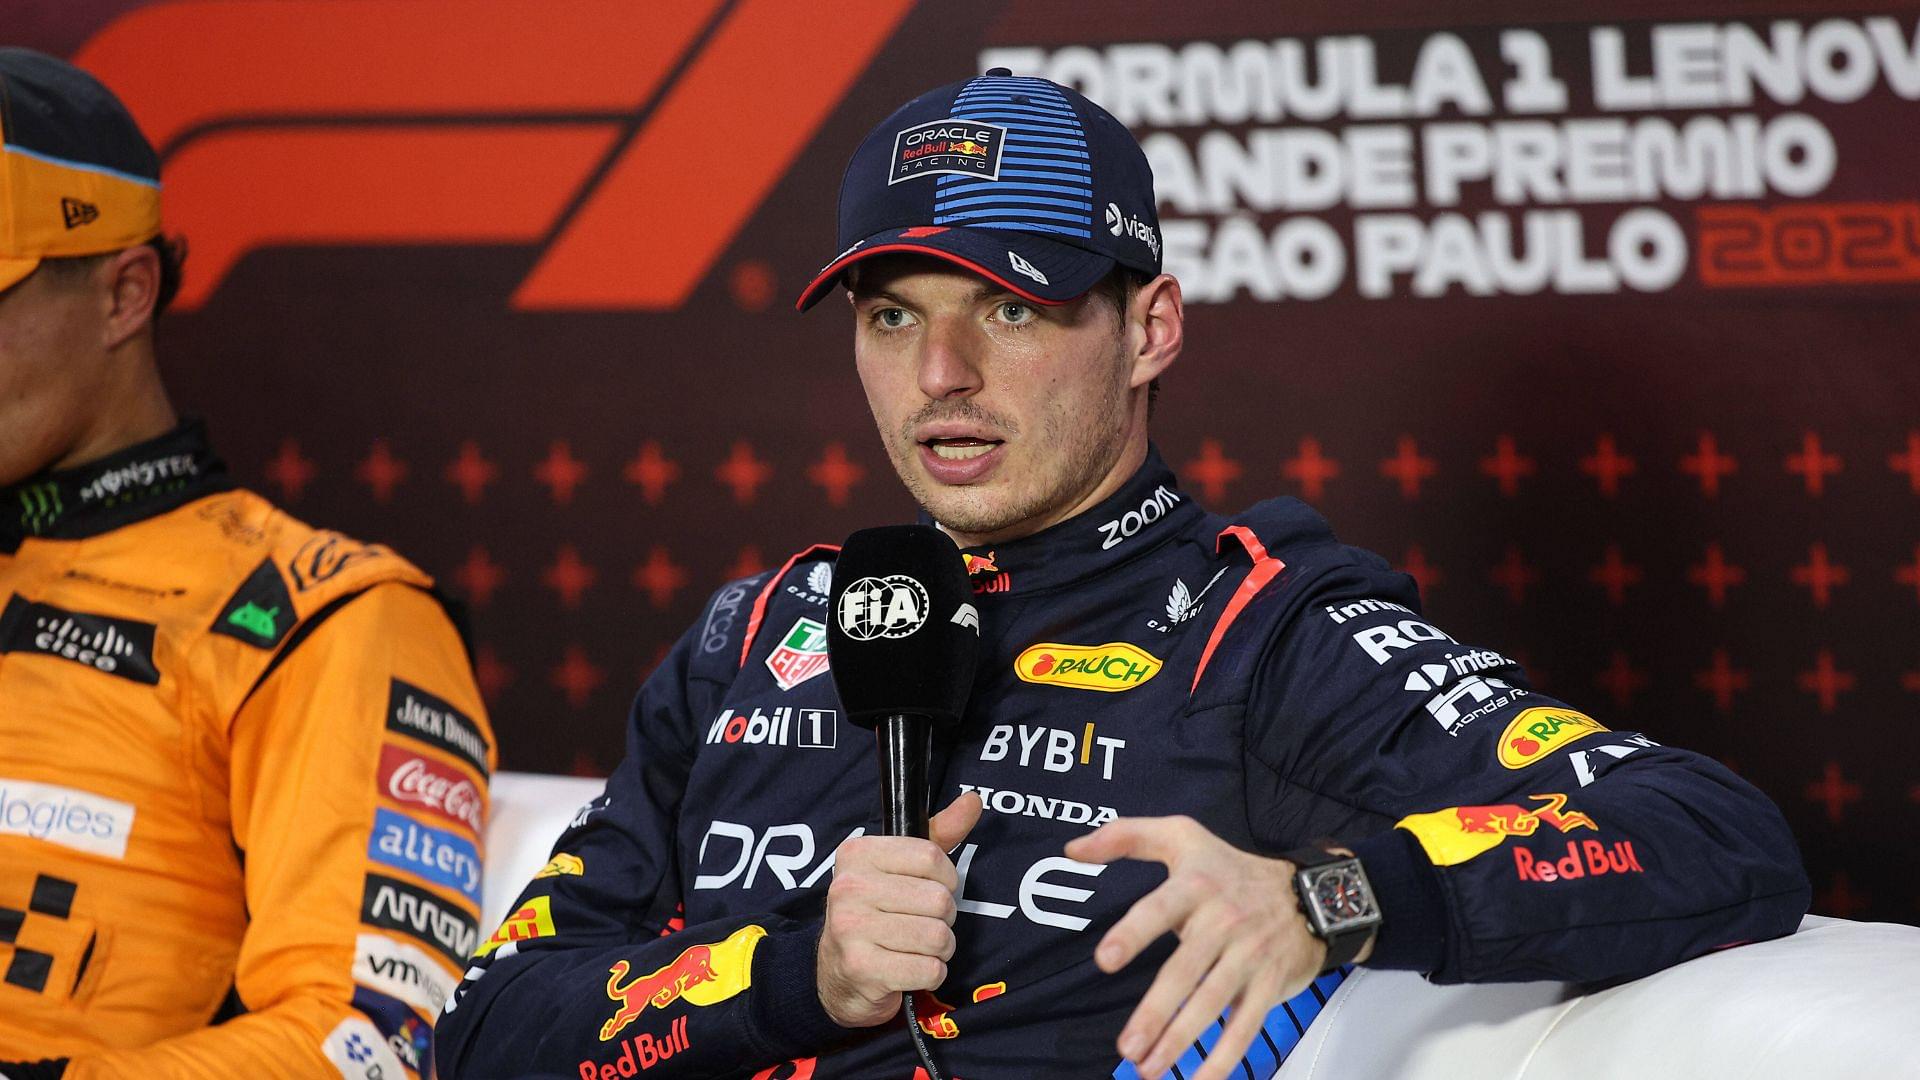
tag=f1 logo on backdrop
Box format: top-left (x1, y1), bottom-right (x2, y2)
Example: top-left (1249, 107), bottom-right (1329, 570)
top-left (73, 0), bottom-right (915, 311)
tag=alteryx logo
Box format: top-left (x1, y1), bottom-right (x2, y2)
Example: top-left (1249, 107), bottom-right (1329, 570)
top-left (368, 808), bottom-right (483, 902)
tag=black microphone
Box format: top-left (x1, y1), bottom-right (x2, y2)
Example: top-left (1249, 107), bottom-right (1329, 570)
top-left (826, 525), bottom-right (980, 1080)
top-left (826, 524), bottom-right (981, 841)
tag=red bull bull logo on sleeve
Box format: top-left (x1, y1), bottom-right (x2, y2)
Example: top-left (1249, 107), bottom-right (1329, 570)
top-left (598, 925), bottom-right (765, 1042)
top-left (1396, 793), bottom-right (1599, 867)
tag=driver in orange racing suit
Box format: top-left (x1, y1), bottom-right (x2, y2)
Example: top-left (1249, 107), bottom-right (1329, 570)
top-left (0, 49), bottom-right (494, 1079)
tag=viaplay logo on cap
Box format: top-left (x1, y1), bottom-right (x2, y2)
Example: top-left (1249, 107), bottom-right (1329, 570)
top-left (890, 118), bottom-right (1007, 185)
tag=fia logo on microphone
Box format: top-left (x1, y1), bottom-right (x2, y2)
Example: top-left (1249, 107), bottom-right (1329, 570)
top-left (837, 575), bottom-right (929, 640)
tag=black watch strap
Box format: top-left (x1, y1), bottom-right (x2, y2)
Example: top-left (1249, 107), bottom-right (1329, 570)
top-left (1318, 918), bottom-right (1371, 971)
top-left (1283, 846), bottom-right (1380, 974)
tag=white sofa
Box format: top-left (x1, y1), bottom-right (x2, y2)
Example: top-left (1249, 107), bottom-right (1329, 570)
top-left (484, 771), bottom-right (1920, 1079)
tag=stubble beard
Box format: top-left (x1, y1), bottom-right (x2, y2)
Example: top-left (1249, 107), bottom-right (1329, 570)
top-left (887, 344), bottom-right (1133, 541)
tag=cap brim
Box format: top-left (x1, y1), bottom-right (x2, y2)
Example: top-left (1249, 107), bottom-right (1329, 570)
top-left (795, 226), bottom-right (1115, 312)
top-left (0, 256), bottom-right (40, 294)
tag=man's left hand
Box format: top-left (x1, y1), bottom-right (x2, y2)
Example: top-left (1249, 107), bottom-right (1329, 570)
top-left (1064, 816), bottom-right (1370, 1080)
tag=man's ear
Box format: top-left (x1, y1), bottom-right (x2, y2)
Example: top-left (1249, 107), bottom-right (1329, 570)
top-left (101, 243), bottom-right (161, 350)
top-left (1127, 273), bottom-right (1183, 390)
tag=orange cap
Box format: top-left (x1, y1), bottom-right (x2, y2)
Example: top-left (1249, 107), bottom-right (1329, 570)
top-left (0, 48), bottom-right (162, 292)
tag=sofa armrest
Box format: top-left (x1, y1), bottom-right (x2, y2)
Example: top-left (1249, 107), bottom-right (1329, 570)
top-left (1280, 916), bottom-right (1920, 1079)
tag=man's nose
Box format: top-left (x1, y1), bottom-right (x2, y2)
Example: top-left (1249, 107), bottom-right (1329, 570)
top-left (915, 317), bottom-right (984, 401)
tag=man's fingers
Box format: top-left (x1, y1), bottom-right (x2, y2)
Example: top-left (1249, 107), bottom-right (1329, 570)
top-left (1095, 877), bottom-right (1197, 973)
top-left (838, 939), bottom-right (947, 994)
top-left (929, 790), bottom-right (983, 852)
top-left (840, 834), bottom-right (962, 889)
top-left (868, 912), bottom-right (958, 963)
top-left (1138, 952), bottom-right (1254, 1079)
top-left (873, 876), bottom-right (958, 923)
top-left (1114, 930), bottom-right (1222, 1065)
top-left (1065, 815), bottom-right (1197, 867)
top-left (1189, 980), bottom-right (1283, 1080)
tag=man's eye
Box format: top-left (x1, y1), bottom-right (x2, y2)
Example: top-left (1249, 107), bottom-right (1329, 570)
top-left (876, 308), bottom-right (912, 329)
top-left (999, 302), bottom-right (1034, 324)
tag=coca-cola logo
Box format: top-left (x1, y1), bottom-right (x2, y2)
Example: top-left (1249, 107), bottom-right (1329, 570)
top-left (377, 744), bottom-right (483, 833)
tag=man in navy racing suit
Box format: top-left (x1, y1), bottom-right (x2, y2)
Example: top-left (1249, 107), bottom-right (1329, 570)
top-left (435, 70), bottom-right (1808, 1080)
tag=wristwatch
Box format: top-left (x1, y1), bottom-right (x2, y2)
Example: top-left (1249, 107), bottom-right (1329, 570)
top-left (1282, 846), bottom-right (1382, 974)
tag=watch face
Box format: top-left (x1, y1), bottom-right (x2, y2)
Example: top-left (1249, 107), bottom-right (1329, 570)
top-left (1304, 863), bottom-right (1380, 935)
top-left (1313, 868), bottom-right (1370, 918)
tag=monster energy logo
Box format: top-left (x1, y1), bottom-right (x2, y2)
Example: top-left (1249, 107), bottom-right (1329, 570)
top-left (19, 483), bottom-right (63, 535)
top-left (77, 453), bottom-right (198, 506)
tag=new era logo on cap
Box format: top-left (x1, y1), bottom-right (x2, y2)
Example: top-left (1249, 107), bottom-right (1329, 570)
top-left (1008, 251), bottom-right (1048, 285)
top-left (61, 197), bottom-right (98, 229)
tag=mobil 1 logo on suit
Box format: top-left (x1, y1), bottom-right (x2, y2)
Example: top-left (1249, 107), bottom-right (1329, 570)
top-left (705, 706), bottom-right (839, 750)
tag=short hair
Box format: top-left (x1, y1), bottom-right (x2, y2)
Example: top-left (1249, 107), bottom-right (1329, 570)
top-left (1085, 264), bottom-right (1149, 319)
top-left (33, 234), bottom-right (187, 324)
top-left (1087, 265), bottom-right (1160, 412)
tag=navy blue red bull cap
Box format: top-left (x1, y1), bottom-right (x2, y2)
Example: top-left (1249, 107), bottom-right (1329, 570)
top-left (794, 68), bottom-right (1161, 312)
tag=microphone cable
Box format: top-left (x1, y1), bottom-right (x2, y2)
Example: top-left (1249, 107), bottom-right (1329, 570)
top-left (904, 990), bottom-right (943, 1080)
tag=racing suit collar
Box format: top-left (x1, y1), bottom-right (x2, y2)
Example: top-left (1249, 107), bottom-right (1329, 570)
top-left (0, 419), bottom-right (231, 552)
top-left (935, 443), bottom-right (1201, 596)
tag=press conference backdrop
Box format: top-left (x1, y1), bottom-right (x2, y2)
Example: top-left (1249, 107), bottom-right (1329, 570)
top-left (24, 2), bottom-right (1919, 923)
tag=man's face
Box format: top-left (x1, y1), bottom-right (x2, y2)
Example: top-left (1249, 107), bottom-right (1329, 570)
top-left (0, 263), bottom-right (110, 487)
top-left (850, 254), bottom-right (1143, 546)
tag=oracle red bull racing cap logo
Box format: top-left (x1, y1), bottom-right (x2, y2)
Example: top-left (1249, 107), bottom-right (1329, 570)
top-left (598, 924), bottom-right (764, 1042)
top-left (890, 118), bottom-right (1007, 184)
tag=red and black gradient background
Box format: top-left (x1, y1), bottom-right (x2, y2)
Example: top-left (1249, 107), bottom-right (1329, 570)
top-left (19, 1), bottom-right (1918, 923)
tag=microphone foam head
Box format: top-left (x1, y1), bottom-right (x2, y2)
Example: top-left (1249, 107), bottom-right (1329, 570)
top-left (827, 524), bottom-right (980, 729)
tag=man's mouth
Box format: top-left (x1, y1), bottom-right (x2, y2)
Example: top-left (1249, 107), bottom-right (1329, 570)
top-left (924, 437), bottom-right (1002, 461)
